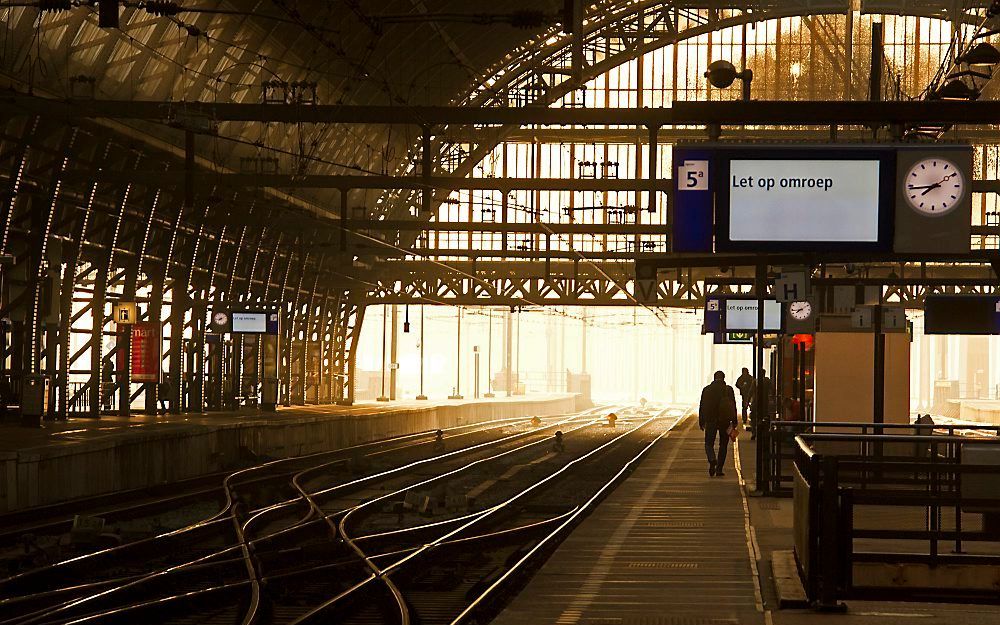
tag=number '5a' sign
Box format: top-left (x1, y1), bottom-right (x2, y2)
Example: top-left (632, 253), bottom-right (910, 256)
top-left (678, 160), bottom-right (709, 191)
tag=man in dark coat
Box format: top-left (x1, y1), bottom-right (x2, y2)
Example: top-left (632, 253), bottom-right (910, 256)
top-left (699, 371), bottom-right (739, 477)
top-left (735, 367), bottom-right (755, 425)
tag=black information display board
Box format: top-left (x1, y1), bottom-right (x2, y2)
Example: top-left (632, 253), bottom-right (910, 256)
top-left (924, 295), bottom-right (1000, 335)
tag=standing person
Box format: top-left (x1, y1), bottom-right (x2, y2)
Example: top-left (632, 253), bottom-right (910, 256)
top-left (699, 371), bottom-right (739, 477)
top-left (750, 368), bottom-right (772, 440)
top-left (101, 361), bottom-right (114, 412)
top-left (735, 367), bottom-right (755, 425)
top-left (157, 377), bottom-right (171, 415)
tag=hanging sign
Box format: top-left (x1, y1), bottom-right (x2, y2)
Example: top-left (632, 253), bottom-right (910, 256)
top-left (130, 321), bottom-right (161, 382)
top-left (113, 301), bottom-right (137, 324)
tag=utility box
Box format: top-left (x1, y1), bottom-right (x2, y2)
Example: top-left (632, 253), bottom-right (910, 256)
top-left (261, 378), bottom-right (278, 411)
top-left (961, 443), bottom-right (1000, 517)
top-left (566, 371), bottom-right (593, 408)
top-left (21, 374), bottom-right (50, 427)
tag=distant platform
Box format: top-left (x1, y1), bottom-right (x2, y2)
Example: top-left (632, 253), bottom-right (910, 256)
top-left (0, 394), bottom-right (579, 512)
top-left (952, 399), bottom-right (1000, 425)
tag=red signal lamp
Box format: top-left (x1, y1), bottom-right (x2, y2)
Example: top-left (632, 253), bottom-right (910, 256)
top-left (791, 334), bottom-right (814, 349)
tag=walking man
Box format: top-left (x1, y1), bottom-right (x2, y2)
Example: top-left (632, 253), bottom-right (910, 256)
top-left (735, 367), bottom-right (755, 425)
top-left (699, 371), bottom-right (739, 477)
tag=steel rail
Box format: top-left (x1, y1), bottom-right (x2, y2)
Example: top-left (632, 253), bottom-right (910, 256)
top-left (289, 410), bottom-right (660, 624)
top-left (0, 410), bottom-right (559, 595)
top-left (0, 413), bottom-right (582, 625)
top-left (452, 408), bottom-right (682, 624)
top-left (7, 410), bottom-right (606, 625)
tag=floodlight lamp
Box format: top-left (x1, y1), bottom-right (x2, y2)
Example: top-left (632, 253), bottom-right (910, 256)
top-left (704, 60), bottom-right (738, 88)
top-left (932, 79), bottom-right (979, 101)
top-left (704, 59), bottom-right (753, 100)
top-left (957, 42), bottom-right (1000, 67)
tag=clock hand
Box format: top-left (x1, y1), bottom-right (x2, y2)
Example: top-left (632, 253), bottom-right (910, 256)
top-left (920, 183), bottom-right (942, 196)
top-left (907, 184), bottom-right (937, 190)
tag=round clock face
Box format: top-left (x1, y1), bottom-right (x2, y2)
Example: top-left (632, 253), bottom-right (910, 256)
top-left (789, 300), bottom-right (812, 321)
top-left (904, 158), bottom-right (964, 216)
top-left (213, 312), bottom-right (228, 326)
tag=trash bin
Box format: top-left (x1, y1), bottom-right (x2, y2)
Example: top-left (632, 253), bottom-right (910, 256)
top-left (21, 374), bottom-right (50, 428)
top-left (261, 378), bottom-right (278, 411)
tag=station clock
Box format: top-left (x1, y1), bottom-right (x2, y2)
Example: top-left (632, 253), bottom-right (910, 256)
top-left (902, 157), bottom-right (965, 216)
top-left (788, 300), bottom-right (813, 321)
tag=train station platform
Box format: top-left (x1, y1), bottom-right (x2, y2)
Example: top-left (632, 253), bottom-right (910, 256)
top-left (493, 416), bottom-right (764, 625)
top-left (0, 393), bottom-right (579, 512)
top-left (494, 415), bottom-right (1000, 625)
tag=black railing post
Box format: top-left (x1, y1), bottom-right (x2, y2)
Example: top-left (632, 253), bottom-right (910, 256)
top-left (805, 451), bottom-right (821, 601)
top-left (817, 455), bottom-right (846, 611)
top-left (769, 421), bottom-right (779, 494)
top-left (839, 488), bottom-right (854, 594)
top-left (955, 442), bottom-right (964, 554)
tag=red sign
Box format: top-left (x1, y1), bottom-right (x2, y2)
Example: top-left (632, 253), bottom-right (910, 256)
top-left (130, 321), bottom-right (161, 382)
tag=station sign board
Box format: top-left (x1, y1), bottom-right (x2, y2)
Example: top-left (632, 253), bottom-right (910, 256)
top-left (130, 321), bottom-right (160, 382)
top-left (924, 295), bottom-right (1000, 335)
top-left (723, 298), bottom-right (783, 332)
top-left (231, 310), bottom-right (280, 335)
top-left (725, 331), bottom-right (754, 344)
top-left (671, 144), bottom-right (973, 255)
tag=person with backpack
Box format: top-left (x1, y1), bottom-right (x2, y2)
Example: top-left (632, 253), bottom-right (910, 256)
top-left (699, 370), bottom-right (739, 477)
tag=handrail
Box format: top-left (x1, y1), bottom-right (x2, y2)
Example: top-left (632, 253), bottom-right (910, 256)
top-left (796, 432), bottom-right (1000, 444)
top-left (775, 420), bottom-right (1000, 431)
top-left (792, 430), bottom-right (1000, 608)
top-left (765, 420), bottom-right (1000, 496)
top-left (794, 434), bottom-right (818, 459)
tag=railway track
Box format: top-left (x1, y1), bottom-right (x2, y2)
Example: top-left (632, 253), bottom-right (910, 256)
top-left (0, 404), bottom-right (686, 625)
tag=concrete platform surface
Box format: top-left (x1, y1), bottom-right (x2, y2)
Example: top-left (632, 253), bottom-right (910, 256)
top-left (489, 418), bottom-right (1000, 625)
top-left (493, 416), bottom-right (765, 625)
top-left (0, 394), bottom-right (579, 512)
top-left (0, 394), bottom-right (575, 453)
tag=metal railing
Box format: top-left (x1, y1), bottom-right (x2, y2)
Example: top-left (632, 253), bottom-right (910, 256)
top-left (766, 420), bottom-right (1000, 496)
top-left (793, 432), bottom-right (1000, 608)
top-left (66, 381), bottom-right (92, 417)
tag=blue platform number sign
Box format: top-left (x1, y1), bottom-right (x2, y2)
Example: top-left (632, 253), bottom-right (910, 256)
top-left (672, 148), bottom-right (714, 252)
top-left (703, 297), bottom-right (723, 335)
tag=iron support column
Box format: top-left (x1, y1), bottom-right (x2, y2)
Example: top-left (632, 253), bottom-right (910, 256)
top-left (754, 259), bottom-right (768, 493)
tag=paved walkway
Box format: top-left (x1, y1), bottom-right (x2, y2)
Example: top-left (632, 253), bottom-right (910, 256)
top-left (494, 416), bottom-right (765, 625)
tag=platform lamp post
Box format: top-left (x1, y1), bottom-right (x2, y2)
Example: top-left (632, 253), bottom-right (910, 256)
top-left (474, 345), bottom-right (480, 399)
top-left (416, 306), bottom-right (427, 400)
top-left (484, 309), bottom-right (495, 397)
top-left (377, 305), bottom-right (389, 402)
top-left (449, 307), bottom-right (464, 399)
